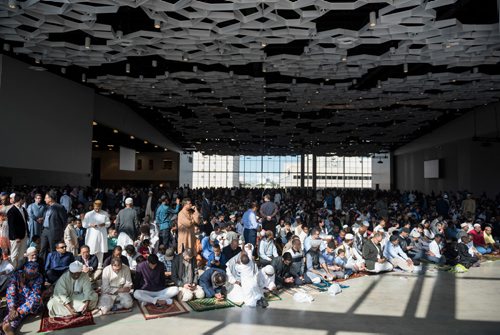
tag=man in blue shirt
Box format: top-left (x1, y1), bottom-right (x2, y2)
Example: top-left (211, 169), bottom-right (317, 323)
top-left (45, 241), bottom-right (75, 284)
top-left (155, 197), bottom-right (181, 249)
top-left (384, 235), bottom-right (414, 272)
top-left (242, 202), bottom-right (259, 249)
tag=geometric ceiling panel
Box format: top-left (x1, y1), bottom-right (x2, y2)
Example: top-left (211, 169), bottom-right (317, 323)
top-left (1, 0), bottom-right (499, 155)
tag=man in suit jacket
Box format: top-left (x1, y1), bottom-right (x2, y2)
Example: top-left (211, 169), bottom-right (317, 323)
top-left (7, 193), bottom-right (29, 268)
top-left (362, 232), bottom-right (393, 273)
top-left (40, 190), bottom-right (67, 262)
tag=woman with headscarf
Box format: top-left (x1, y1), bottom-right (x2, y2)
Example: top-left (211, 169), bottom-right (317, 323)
top-left (1, 261), bottom-right (43, 335)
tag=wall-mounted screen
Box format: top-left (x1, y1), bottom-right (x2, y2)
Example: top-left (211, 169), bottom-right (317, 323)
top-left (119, 146), bottom-right (136, 171)
top-left (424, 159), bottom-right (439, 179)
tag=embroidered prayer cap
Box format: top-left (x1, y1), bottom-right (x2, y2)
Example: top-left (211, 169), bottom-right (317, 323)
top-left (69, 261), bottom-right (84, 273)
top-left (345, 233), bottom-right (354, 240)
top-left (125, 197), bottom-right (133, 205)
top-left (263, 265), bottom-right (275, 275)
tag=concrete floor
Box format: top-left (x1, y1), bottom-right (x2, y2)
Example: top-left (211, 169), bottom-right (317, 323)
top-left (21, 261), bottom-right (500, 335)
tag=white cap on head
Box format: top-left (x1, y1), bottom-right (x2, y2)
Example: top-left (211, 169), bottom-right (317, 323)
top-left (345, 233), bottom-right (354, 240)
top-left (310, 239), bottom-right (322, 248)
top-left (461, 223), bottom-right (469, 228)
top-left (229, 214), bottom-right (236, 219)
top-left (125, 197), bottom-right (133, 205)
top-left (25, 247), bottom-right (37, 256)
top-left (9, 193), bottom-right (15, 198)
top-left (69, 261), bottom-right (84, 273)
top-left (410, 231), bottom-right (421, 238)
top-left (342, 224), bottom-right (348, 229)
top-left (473, 223), bottom-right (481, 228)
top-left (263, 265), bottom-right (275, 275)
top-left (362, 221), bottom-right (370, 227)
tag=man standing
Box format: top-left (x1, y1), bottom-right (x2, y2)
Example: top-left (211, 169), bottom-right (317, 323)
top-left (27, 194), bottom-right (46, 241)
top-left (259, 194), bottom-right (278, 232)
top-left (40, 190), bottom-right (67, 261)
top-left (82, 200), bottom-right (111, 270)
top-left (7, 194), bottom-right (29, 268)
top-left (115, 198), bottom-right (140, 248)
top-left (155, 197), bottom-right (181, 249)
top-left (242, 202), bottom-right (259, 248)
top-left (59, 190), bottom-right (72, 214)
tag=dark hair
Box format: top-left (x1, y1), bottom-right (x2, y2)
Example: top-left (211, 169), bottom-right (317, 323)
top-left (240, 253), bottom-right (250, 265)
top-left (136, 255), bottom-right (145, 263)
top-left (125, 244), bottom-right (135, 254)
top-left (282, 252), bottom-right (292, 261)
top-left (327, 241), bottom-right (336, 249)
top-left (212, 271), bottom-right (226, 287)
top-left (31, 235), bottom-right (40, 242)
top-left (46, 190), bottom-right (58, 202)
top-left (147, 254), bottom-right (159, 264)
top-left (80, 244), bottom-right (90, 252)
top-left (113, 246), bottom-right (123, 253)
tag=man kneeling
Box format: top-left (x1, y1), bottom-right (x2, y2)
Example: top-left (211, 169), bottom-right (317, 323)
top-left (133, 254), bottom-right (179, 306)
top-left (47, 261), bottom-right (98, 317)
top-left (98, 258), bottom-right (134, 314)
top-left (172, 249), bottom-right (204, 302)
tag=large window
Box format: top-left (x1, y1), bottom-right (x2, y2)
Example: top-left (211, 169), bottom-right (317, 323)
top-left (192, 153), bottom-right (371, 188)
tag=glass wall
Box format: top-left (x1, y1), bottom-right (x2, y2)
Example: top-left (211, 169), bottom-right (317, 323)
top-left (192, 153), bottom-right (371, 188)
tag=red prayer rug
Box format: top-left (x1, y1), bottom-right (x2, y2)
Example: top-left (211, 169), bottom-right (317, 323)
top-left (38, 309), bottom-right (95, 333)
top-left (138, 299), bottom-right (189, 320)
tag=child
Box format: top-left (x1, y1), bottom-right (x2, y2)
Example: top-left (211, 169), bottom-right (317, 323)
top-left (207, 244), bottom-right (222, 269)
top-left (64, 217), bottom-right (79, 256)
top-left (75, 218), bottom-right (86, 249)
top-left (107, 227), bottom-right (118, 253)
top-left (335, 248), bottom-right (353, 278)
top-left (29, 235), bottom-right (41, 252)
top-left (138, 239), bottom-right (152, 257)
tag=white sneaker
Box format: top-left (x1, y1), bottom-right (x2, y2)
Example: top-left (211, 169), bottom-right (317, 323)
top-left (165, 298), bottom-right (173, 305)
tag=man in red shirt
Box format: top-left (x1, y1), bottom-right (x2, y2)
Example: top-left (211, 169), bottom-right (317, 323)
top-left (468, 223), bottom-right (492, 255)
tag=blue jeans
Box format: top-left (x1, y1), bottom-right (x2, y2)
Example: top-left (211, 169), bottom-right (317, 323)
top-left (159, 228), bottom-right (173, 249)
top-left (426, 255), bottom-right (446, 265)
top-left (476, 246), bottom-right (492, 255)
top-left (243, 228), bottom-right (257, 248)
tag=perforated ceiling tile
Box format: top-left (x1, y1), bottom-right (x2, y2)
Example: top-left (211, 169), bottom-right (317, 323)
top-left (1, 0), bottom-right (499, 155)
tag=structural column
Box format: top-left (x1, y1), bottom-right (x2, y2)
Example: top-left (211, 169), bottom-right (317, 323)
top-left (300, 154), bottom-right (305, 188)
top-left (312, 154), bottom-right (317, 191)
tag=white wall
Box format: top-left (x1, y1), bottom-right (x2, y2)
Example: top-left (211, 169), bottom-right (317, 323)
top-left (179, 153), bottom-right (193, 188)
top-left (0, 55), bottom-right (93, 178)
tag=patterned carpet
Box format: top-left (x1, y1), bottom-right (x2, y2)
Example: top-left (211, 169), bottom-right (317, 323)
top-left (138, 299), bottom-right (189, 320)
top-left (186, 297), bottom-right (236, 312)
top-left (39, 309), bottom-right (95, 333)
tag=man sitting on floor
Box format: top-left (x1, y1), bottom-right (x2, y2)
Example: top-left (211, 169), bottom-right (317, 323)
top-left (257, 265), bottom-right (277, 292)
top-left (426, 234), bottom-right (446, 265)
top-left (199, 267), bottom-right (227, 300)
top-left (362, 232), bottom-right (394, 273)
top-left (384, 235), bottom-right (414, 272)
top-left (45, 241), bottom-right (74, 284)
top-left (97, 258), bottom-right (133, 314)
top-left (75, 245), bottom-right (99, 281)
top-left (271, 252), bottom-right (297, 288)
top-left (47, 261), bottom-right (98, 317)
top-left (2, 262), bottom-right (43, 335)
top-left (305, 239), bottom-right (342, 283)
top-left (103, 245), bottom-right (129, 268)
top-left (172, 249), bottom-right (204, 302)
top-left (133, 254), bottom-right (179, 306)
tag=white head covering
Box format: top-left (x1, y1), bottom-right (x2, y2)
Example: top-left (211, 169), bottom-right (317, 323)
top-left (125, 197), bottom-right (133, 205)
top-left (9, 193), bottom-right (15, 199)
top-left (410, 231), bottom-right (421, 238)
top-left (473, 223), bottom-right (481, 228)
top-left (345, 233), bottom-right (354, 240)
top-left (69, 261), bottom-right (84, 273)
top-left (362, 221), bottom-right (370, 227)
top-left (263, 265), bottom-right (275, 275)
top-left (25, 247), bottom-right (37, 256)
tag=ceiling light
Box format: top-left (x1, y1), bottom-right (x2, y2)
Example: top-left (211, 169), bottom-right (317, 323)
top-left (144, 140), bottom-right (148, 144)
top-left (377, 80), bottom-right (382, 89)
top-left (369, 11), bottom-right (376, 27)
top-left (113, 129), bottom-right (118, 133)
top-left (164, 148), bottom-right (168, 151)
top-left (81, 73), bottom-right (86, 83)
top-left (154, 19), bottom-right (161, 29)
top-left (125, 63), bottom-right (130, 73)
top-left (152, 60), bottom-right (157, 67)
top-left (84, 37), bottom-right (91, 49)
top-left (261, 41), bottom-right (267, 48)
top-left (35, 57), bottom-right (40, 64)
top-left (182, 54), bottom-right (188, 61)
top-left (130, 135), bottom-right (134, 139)
top-left (92, 140), bottom-right (98, 143)
top-left (154, 145), bottom-right (158, 148)
top-left (403, 63), bottom-right (408, 73)
top-left (92, 121), bottom-right (97, 126)
top-left (61, 67), bottom-right (66, 74)
top-left (8, 0), bottom-right (17, 9)
top-left (107, 144), bottom-right (114, 147)
top-left (341, 55), bottom-right (347, 62)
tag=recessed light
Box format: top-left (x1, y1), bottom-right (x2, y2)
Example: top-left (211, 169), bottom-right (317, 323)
top-left (130, 135), bottom-right (135, 139)
top-left (113, 129), bottom-right (118, 133)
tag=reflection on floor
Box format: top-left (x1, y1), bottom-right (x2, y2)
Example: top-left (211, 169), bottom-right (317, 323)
top-left (21, 261), bottom-right (500, 334)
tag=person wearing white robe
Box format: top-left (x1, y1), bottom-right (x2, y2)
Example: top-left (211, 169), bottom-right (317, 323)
top-left (227, 245), bottom-right (267, 308)
top-left (82, 200), bottom-right (110, 269)
top-left (257, 265), bottom-right (277, 291)
top-left (98, 258), bottom-right (133, 314)
top-left (47, 261), bottom-right (98, 317)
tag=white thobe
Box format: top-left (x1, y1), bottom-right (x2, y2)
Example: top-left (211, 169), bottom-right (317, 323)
top-left (82, 210), bottom-right (111, 254)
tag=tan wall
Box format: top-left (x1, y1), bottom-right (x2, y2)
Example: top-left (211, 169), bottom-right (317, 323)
top-left (93, 151), bottom-right (180, 183)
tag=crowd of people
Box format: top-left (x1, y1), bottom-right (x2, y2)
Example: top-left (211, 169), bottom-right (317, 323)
top-left (0, 185), bottom-right (499, 334)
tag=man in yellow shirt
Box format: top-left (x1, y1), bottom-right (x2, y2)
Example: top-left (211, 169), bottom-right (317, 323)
top-left (483, 226), bottom-right (498, 252)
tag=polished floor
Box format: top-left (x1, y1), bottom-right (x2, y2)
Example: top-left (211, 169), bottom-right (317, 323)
top-left (21, 261), bottom-right (500, 335)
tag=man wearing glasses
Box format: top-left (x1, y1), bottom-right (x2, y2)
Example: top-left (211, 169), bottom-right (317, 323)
top-left (45, 241), bottom-right (74, 284)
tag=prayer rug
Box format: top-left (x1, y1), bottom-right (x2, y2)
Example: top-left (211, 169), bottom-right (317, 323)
top-left (138, 299), bottom-right (189, 320)
top-left (186, 298), bottom-right (236, 312)
top-left (483, 254), bottom-right (500, 261)
top-left (264, 291), bottom-right (282, 301)
top-left (282, 284), bottom-right (324, 296)
top-left (39, 309), bottom-right (95, 333)
top-left (336, 272), bottom-right (368, 282)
